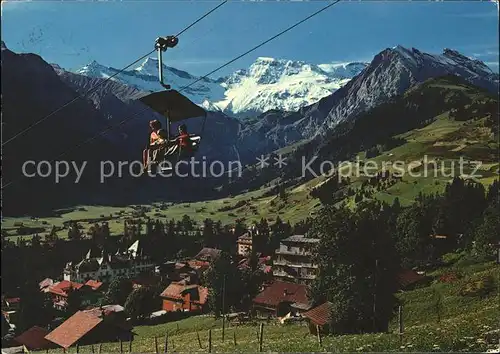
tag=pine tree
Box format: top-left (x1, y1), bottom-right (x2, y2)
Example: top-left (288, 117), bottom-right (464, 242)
top-left (309, 202), bottom-right (398, 334)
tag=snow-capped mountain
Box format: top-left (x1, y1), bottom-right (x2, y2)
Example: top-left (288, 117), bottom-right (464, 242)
top-left (76, 58), bottom-right (225, 102)
top-left (74, 57), bottom-right (368, 118)
top-left (215, 57), bottom-right (368, 117)
top-left (236, 45), bottom-right (500, 161)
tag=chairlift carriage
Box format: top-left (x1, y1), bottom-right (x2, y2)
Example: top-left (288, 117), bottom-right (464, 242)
top-left (137, 35), bottom-right (207, 171)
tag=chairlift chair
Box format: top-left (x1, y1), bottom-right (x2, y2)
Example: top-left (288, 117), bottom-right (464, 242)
top-left (136, 36), bottom-right (207, 171)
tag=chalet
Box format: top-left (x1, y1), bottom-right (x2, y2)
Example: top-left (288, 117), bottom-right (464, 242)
top-left (47, 280), bottom-right (84, 309)
top-left (63, 241), bottom-right (154, 284)
top-left (236, 233), bottom-right (253, 256)
top-left (85, 280), bottom-right (104, 292)
top-left (252, 280), bottom-right (312, 317)
top-left (238, 255), bottom-right (272, 275)
top-left (302, 302), bottom-right (335, 335)
top-left (13, 326), bottom-right (53, 351)
top-left (39, 278), bottom-right (54, 292)
top-left (44, 306), bottom-right (131, 349)
top-left (194, 248), bottom-right (221, 263)
top-left (160, 283), bottom-right (208, 313)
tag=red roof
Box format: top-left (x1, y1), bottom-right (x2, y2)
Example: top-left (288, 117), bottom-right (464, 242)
top-left (14, 326), bottom-right (53, 350)
top-left (48, 281), bottom-right (84, 297)
top-left (160, 283), bottom-right (208, 305)
top-left (302, 302), bottom-right (334, 326)
top-left (187, 260), bottom-right (210, 271)
top-left (39, 278), bottom-right (54, 289)
top-left (45, 310), bottom-right (103, 348)
top-left (85, 280), bottom-right (104, 291)
top-left (253, 281), bottom-right (309, 308)
top-left (397, 269), bottom-right (426, 288)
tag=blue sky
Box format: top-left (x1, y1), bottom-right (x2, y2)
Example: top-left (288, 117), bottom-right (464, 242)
top-left (1, 0), bottom-right (499, 77)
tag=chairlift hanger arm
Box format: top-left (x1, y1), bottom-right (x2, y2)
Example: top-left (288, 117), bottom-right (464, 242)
top-left (155, 36), bottom-right (179, 90)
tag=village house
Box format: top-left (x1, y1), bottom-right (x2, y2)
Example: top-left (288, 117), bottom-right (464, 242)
top-left (13, 326), bottom-right (53, 351)
top-left (252, 280), bottom-right (312, 317)
top-left (273, 235), bottom-right (319, 284)
top-left (236, 233), bottom-right (253, 256)
top-left (194, 247), bottom-right (221, 263)
top-left (39, 278), bottom-right (54, 293)
top-left (63, 241), bottom-right (154, 284)
top-left (85, 279), bottom-right (104, 292)
top-left (44, 305), bottom-right (131, 349)
top-left (46, 280), bottom-right (85, 310)
top-left (302, 302), bottom-right (335, 335)
top-left (160, 283), bottom-right (208, 313)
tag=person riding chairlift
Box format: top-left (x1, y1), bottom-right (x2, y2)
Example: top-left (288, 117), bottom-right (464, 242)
top-left (143, 119), bottom-right (168, 172)
top-left (171, 124), bottom-right (192, 160)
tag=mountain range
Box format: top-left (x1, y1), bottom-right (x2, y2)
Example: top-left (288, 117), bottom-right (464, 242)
top-left (2, 40), bottom-right (499, 214)
top-left (73, 57), bottom-right (369, 119)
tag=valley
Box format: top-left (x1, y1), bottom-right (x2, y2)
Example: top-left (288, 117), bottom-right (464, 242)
top-left (1, 17), bottom-right (499, 352)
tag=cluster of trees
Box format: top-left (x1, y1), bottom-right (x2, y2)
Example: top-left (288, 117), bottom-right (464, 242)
top-left (396, 178), bottom-right (498, 266)
top-left (309, 177), bottom-right (498, 334)
top-left (202, 251), bottom-right (267, 317)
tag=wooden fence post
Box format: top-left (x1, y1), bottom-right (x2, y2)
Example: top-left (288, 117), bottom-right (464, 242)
top-left (155, 336), bottom-right (159, 354)
top-left (398, 305), bottom-right (404, 344)
top-left (208, 329), bottom-right (212, 353)
top-left (119, 339), bottom-right (123, 354)
top-left (98, 343), bottom-right (102, 354)
top-left (316, 325), bottom-right (322, 347)
top-left (259, 323), bottom-right (264, 352)
top-left (197, 330), bottom-right (203, 349)
top-left (176, 323), bottom-right (180, 333)
top-left (76, 342), bottom-right (79, 354)
top-left (91, 344), bottom-right (95, 353)
top-left (164, 332), bottom-right (168, 353)
top-left (233, 329), bottom-right (237, 346)
top-left (129, 340), bottom-right (132, 353)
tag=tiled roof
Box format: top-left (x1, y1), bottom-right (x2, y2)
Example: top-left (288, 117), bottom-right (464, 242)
top-left (282, 235), bottom-right (319, 243)
top-left (39, 278), bottom-right (54, 289)
top-left (160, 283), bottom-right (186, 300)
top-left (55, 280), bottom-right (84, 291)
top-left (44, 310), bottom-right (103, 348)
top-left (101, 305), bottom-right (125, 314)
top-left (85, 280), bottom-right (103, 291)
top-left (237, 233), bottom-right (252, 243)
top-left (48, 281), bottom-right (84, 297)
top-left (5, 298), bottom-right (20, 304)
top-left (302, 302), bottom-right (334, 326)
top-left (397, 269), bottom-right (426, 288)
top-left (160, 283), bottom-right (208, 305)
top-left (253, 281), bottom-right (309, 308)
top-left (194, 248), bottom-right (221, 261)
top-left (14, 326), bottom-right (52, 350)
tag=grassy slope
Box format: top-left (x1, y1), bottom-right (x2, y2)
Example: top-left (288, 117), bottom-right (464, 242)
top-left (44, 261), bottom-right (499, 353)
top-left (3, 80), bottom-right (499, 237)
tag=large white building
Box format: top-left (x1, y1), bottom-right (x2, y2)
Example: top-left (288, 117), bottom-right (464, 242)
top-left (63, 241), bottom-right (154, 283)
top-left (273, 235), bottom-right (319, 285)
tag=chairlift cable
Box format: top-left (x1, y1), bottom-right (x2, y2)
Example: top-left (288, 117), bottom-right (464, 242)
top-left (178, 0), bottom-right (342, 92)
top-left (2, 0), bottom-right (229, 148)
top-left (1, 0), bottom-right (341, 190)
top-left (175, 0), bottom-right (228, 37)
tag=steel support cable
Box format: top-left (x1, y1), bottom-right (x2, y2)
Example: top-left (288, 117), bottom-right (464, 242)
top-left (2, 0), bottom-right (229, 147)
top-left (1, 0), bottom-right (341, 190)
